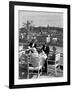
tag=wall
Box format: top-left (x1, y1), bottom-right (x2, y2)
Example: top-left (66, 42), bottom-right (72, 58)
top-left (0, 0), bottom-right (71, 90)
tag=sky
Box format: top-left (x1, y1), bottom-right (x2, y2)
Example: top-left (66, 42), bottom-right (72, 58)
top-left (19, 10), bottom-right (63, 28)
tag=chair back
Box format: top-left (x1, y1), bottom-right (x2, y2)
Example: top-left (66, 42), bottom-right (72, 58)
top-left (55, 53), bottom-right (60, 61)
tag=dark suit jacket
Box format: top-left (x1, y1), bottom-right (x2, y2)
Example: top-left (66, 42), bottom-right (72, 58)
top-left (44, 46), bottom-right (49, 55)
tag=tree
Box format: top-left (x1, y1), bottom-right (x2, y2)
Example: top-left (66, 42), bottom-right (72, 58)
top-left (22, 20), bottom-right (34, 42)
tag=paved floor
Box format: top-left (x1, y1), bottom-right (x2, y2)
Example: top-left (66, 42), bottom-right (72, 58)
top-left (19, 46), bottom-right (63, 79)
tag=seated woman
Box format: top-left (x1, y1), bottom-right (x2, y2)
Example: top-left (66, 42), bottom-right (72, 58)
top-left (29, 48), bottom-right (47, 68)
top-left (31, 48), bottom-right (38, 57)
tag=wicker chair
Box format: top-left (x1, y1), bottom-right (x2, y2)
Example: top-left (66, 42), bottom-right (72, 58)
top-left (47, 52), bottom-right (60, 76)
top-left (27, 52), bottom-right (47, 79)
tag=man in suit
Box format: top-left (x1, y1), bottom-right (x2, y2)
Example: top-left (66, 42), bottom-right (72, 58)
top-left (42, 44), bottom-right (50, 73)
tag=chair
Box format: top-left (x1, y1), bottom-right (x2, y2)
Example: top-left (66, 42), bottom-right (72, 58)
top-left (47, 52), bottom-right (60, 76)
top-left (27, 49), bottom-right (47, 79)
top-left (27, 55), bottom-right (43, 79)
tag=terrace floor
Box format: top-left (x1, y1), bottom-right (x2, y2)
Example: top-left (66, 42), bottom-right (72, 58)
top-left (19, 46), bottom-right (63, 79)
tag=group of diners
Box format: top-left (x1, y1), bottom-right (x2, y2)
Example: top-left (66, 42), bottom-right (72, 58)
top-left (28, 40), bottom-right (49, 56)
top-left (26, 40), bottom-right (56, 73)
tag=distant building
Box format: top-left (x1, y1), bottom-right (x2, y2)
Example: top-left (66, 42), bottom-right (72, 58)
top-left (52, 37), bottom-right (57, 42)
